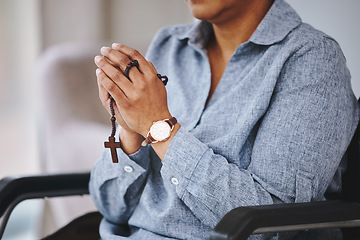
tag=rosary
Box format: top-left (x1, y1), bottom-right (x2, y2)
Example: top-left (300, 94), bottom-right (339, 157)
top-left (104, 60), bottom-right (168, 163)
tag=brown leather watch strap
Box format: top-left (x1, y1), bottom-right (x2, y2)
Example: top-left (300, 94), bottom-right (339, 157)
top-left (166, 117), bottom-right (177, 128)
top-left (144, 134), bottom-right (156, 145)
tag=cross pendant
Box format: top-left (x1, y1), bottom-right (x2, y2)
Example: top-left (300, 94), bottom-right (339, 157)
top-left (104, 136), bottom-right (121, 163)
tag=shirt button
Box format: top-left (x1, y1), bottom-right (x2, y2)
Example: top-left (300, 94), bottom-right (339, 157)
top-left (171, 177), bottom-right (179, 185)
top-left (124, 166), bottom-right (133, 173)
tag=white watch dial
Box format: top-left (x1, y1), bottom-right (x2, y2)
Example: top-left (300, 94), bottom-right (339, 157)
top-left (150, 121), bottom-right (171, 141)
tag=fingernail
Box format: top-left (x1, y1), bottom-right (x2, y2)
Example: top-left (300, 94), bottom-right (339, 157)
top-left (112, 43), bottom-right (120, 48)
top-left (96, 68), bottom-right (101, 74)
top-left (100, 46), bottom-right (110, 54)
top-left (94, 56), bottom-right (101, 63)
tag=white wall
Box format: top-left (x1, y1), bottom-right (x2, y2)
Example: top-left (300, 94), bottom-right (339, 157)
top-left (107, 0), bottom-right (193, 54)
top-left (0, 0), bottom-right (41, 177)
top-left (287, 0), bottom-right (360, 97)
top-left (39, 0), bottom-right (193, 54)
top-left (40, 0), bottom-right (106, 49)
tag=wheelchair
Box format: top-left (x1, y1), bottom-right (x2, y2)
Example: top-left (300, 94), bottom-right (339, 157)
top-left (1, 99), bottom-right (359, 239)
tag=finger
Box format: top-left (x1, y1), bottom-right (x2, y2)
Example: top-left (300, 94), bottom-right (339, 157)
top-left (103, 56), bottom-right (117, 67)
top-left (111, 43), bottom-right (154, 76)
top-left (96, 68), bottom-right (111, 103)
top-left (96, 69), bottom-right (133, 131)
top-left (95, 55), bottom-right (133, 95)
top-left (100, 47), bottom-right (130, 73)
top-left (100, 47), bottom-right (143, 84)
top-left (95, 65), bottom-right (129, 108)
top-left (148, 61), bottom-right (157, 73)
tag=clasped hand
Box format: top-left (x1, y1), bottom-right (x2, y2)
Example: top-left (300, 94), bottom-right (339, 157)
top-left (94, 43), bottom-right (172, 140)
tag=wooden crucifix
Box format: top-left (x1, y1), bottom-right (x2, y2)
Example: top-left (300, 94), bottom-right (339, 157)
top-left (104, 136), bottom-right (121, 163)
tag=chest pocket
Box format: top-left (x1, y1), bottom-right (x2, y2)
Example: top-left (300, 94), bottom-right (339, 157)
top-left (295, 170), bottom-right (315, 203)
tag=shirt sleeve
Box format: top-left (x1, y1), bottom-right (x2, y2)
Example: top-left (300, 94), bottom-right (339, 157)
top-left (160, 37), bottom-right (360, 227)
top-left (89, 26), bottom-right (175, 226)
top-left (89, 133), bottom-right (151, 225)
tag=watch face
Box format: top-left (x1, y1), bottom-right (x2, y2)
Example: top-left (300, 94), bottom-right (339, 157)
top-left (150, 121), bottom-right (171, 141)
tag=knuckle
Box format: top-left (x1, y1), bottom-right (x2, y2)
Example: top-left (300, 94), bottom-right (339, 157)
top-left (112, 70), bottom-right (123, 80)
top-left (101, 82), bottom-right (114, 93)
top-left (130, 49), bottom-right (141, 58)
top-left (119, 56), bottom-right (130, 66)
top-left (122, 100), bottom-right (131, 109)
top-left (137, 81), bottom-right (147, 91)
top-left (132, 92), bottom-right (141, 102)
top-left (107, 83), bottom-right (117, 92)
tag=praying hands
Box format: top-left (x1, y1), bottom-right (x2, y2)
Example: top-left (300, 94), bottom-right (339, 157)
top-left (94, 44), bottom-right (179, 158)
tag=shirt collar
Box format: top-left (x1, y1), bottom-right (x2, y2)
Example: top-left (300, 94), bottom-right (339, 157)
top-left (172, 21), bottom-right (213, 52)
top-left (172, 0), bottom-right (302, 47)
top-left (249, 0), bottom-right (302, 45)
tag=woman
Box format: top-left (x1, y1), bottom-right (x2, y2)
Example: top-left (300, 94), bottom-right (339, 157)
top-left (91, 0), bottom-right (359, 239)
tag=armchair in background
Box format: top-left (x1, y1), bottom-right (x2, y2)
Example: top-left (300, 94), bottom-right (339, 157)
top-left (36, 42), bottom-right (109, 236)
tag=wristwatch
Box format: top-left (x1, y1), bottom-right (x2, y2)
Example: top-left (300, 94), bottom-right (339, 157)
top-left (141, 117), bottom-right (177, 146)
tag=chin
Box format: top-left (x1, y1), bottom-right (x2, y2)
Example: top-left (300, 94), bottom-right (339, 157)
top-left (185, 0), bottom-right (226, 22)
top-left (190, 11), bottom-right (212, 21)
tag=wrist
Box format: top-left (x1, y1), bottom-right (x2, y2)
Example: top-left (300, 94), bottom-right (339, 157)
top-left (150, 123), bottom-right (181, 161)
top-left (141, 116), bottom-right (177, 146)
top-left (140, 113), bottom-right (173, 138)
top-left (119, 127), bottom-right (144, 155)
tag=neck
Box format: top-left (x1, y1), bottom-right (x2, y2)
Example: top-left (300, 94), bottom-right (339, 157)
top-left (209, 0), bottom-right (273, 61)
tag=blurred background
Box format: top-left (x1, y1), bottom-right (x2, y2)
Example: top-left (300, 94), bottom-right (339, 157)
top-left (0, 0), bottom-right (359, 239)
top-left (0, 0), bottom-right (193, 180)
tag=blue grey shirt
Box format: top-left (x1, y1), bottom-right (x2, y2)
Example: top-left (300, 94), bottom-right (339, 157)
top-left (89, 0), bottom-right (360, 239)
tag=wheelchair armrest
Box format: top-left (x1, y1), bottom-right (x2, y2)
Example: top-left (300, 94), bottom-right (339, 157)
top-left (0, 172), bottom-right (90, 238)
top-left (210, 200), bottom-right (360, 240)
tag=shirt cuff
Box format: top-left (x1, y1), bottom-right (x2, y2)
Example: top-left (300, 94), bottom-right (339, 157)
top-left (90, 145), bottom-right (150, 192)
top-left (121, 145), bottom-right (151, 170)
top-left (160, 127), bottom-right (209, 198)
